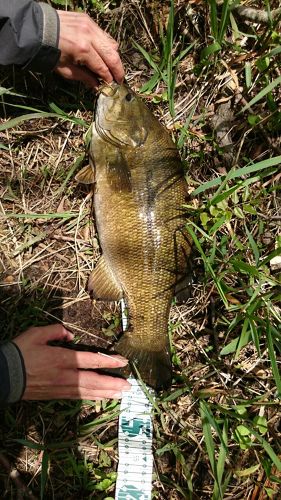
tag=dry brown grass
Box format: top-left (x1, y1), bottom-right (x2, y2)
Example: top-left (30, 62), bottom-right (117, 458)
top-left (0, 0), bottom-right (281, 498)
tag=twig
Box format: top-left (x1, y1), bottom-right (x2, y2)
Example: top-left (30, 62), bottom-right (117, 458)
top-left (234, 6), bottom-right (281, 24)
top-left (216, 2), bottom-right (281, 24)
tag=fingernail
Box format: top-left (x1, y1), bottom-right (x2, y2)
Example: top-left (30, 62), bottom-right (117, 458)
top-left (114, 355), bottom-right (129, 365)
top-left (64, 330), bottom-right (74, 340)
top-left (122, 384), bottom-right (132, 391)
top-left (112, 392), bottom-right (122, 399)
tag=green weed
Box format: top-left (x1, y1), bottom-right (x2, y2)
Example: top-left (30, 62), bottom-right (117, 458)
top-left (134, 0), bottom-right (194, 117)
top-left (0, 0), bottom-right (280, 498)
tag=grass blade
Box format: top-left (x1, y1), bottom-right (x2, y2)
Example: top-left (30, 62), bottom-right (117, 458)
top-left (220, 330), bottom-right (250, 356)
top-left (192, 157), bottom-right (281, 196)
top-left (0, 86), bottom-right (27, 98)
top-left (55, 153), bottom-right (85, 195)
top-left (200, 401), bottom-right (229, 499)
top-left (3, 211), bottom-right (79, 220)
top-left (234, 318), bottom-right (251, 360)
top-left (265, 319), bottom-right (281, 395)
top-left (0, 112), bottom-right (62, 131)
top-left (218, 0), bottom-right (231, 44)
top-left (213, 421), bottom-right (230, 500)
top-left (133, 40), bottom-right (160, 73)
top-left (245, 62), bottom-right (252, 89)
top-left (173, 42), bottom-right (196, 66)
top-left (200, 42), bottom-right (221, 61)
top-left (250, 430), bottom-right (281, 471)
top-left (200, 402), bottom-right (216, 474)
top-left (249, 318), bottom-right (261, 356)
top-left (186, 223), bottom-right (228, 308)
top-left (244, 224), bottom-right (260, 264)
top-left (208, 0), bottom-right (218, 40)
top-left (241, 74), bottom-right (281, 112)
top-left (177, 104), bottom-right (196, 149)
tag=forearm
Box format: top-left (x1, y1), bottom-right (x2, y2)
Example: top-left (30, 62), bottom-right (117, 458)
top-left (0, 0), bottom-right (60, 72)
top-left (0, 342), bottom-right (26, 405)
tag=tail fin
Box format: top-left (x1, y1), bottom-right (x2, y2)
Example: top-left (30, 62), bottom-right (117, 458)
top-left (114, 333), bottom-right (172, 391)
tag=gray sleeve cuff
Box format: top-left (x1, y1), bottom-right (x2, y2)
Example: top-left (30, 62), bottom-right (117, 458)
top-left (24, 2), bottom-right (61, 73)
top-left (39, 2), bottom-right (60, 49)
top-left (0, 342), bottom-right (26, 404)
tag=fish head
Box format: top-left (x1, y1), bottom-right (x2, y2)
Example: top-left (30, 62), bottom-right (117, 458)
top-left (95, 83), bottom-right (148, 148)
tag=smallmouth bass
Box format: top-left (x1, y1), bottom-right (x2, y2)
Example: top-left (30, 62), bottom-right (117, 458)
top-left (76, 83), bottom-right (191, 390)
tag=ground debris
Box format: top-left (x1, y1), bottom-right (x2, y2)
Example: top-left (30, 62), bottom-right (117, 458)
top-left (0, 0), bottom-right (280, 498)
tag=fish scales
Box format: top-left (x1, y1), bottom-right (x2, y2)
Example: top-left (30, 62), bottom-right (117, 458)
top-left (76, 83), bottom-right (192, 390)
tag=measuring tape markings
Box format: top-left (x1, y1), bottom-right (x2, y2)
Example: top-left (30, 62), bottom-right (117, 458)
top-left (115, 376), bottom-right (155, 500)
top-left (115, 299), bottom-right (155, 500)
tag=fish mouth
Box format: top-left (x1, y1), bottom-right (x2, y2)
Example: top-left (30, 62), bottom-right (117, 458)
top-left (98, 82), bottom-right (119, 97)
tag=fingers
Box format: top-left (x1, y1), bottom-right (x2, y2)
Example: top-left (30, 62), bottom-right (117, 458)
top-left (56, 11), bottom-right (125, 88)
top-left (36, 324), bottom-right (74, 343)
top-left (85, 50), bottom-right (114, 84)
top-left (14, 322), bottom-right (132, 402)
top-left (55, 62), bottom-right (99, 90)
top-left (55, 369), bottom-right (131, 392)
top-left (14, 324), bottom-right (74, 346)
top-left (22, 387), bottom-right (127, 401)
top-left (89, 41), bottom-right (125, 84)
top-left (53, 348), bottom-right (128, 370)
top-left (22, 369), bottom-right (131, 400)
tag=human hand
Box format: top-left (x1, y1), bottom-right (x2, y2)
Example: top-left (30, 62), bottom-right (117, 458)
top-left (13, 324), bottom-right (131, 400)
top-left (55, 11), bottom-right (124, 90)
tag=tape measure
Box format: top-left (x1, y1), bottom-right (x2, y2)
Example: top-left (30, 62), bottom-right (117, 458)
top-left (115, 377), bottom-right (154, 499)
top-left (115, 301), bottom-right (155, 500)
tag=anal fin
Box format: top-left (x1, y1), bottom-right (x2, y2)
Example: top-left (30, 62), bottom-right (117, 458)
top-left (175, 274), bottom-right (193, 303)
top-left (88, 256), bottom-right (123, 301)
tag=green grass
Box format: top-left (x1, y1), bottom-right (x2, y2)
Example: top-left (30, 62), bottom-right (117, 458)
top-left (134, 0), bottom-right (195, 118)
top-left (0, 0), bottom-right (281, 498)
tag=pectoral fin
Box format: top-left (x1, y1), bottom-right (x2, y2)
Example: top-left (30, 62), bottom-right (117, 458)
top-left (88, 256), bottom-right (123, 301)
top-left (106, 150), bottom-right (132, 193)
top-left (75, 161), bottom-right (96, 184)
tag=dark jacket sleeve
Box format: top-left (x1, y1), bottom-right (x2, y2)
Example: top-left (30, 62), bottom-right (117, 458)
top-left (0, 0), bottom-right (60, 73)
top-left (0, 342), bottom-right (26, 405)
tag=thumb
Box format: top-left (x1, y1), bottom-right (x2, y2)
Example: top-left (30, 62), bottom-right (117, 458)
top-left (54, 63), bottom-right (99, 91)
top-left (37, 324), bottom-right (74, 344)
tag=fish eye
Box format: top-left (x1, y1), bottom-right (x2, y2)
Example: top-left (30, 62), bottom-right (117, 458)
top-left (125, 93), bottom-right (134, 102)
